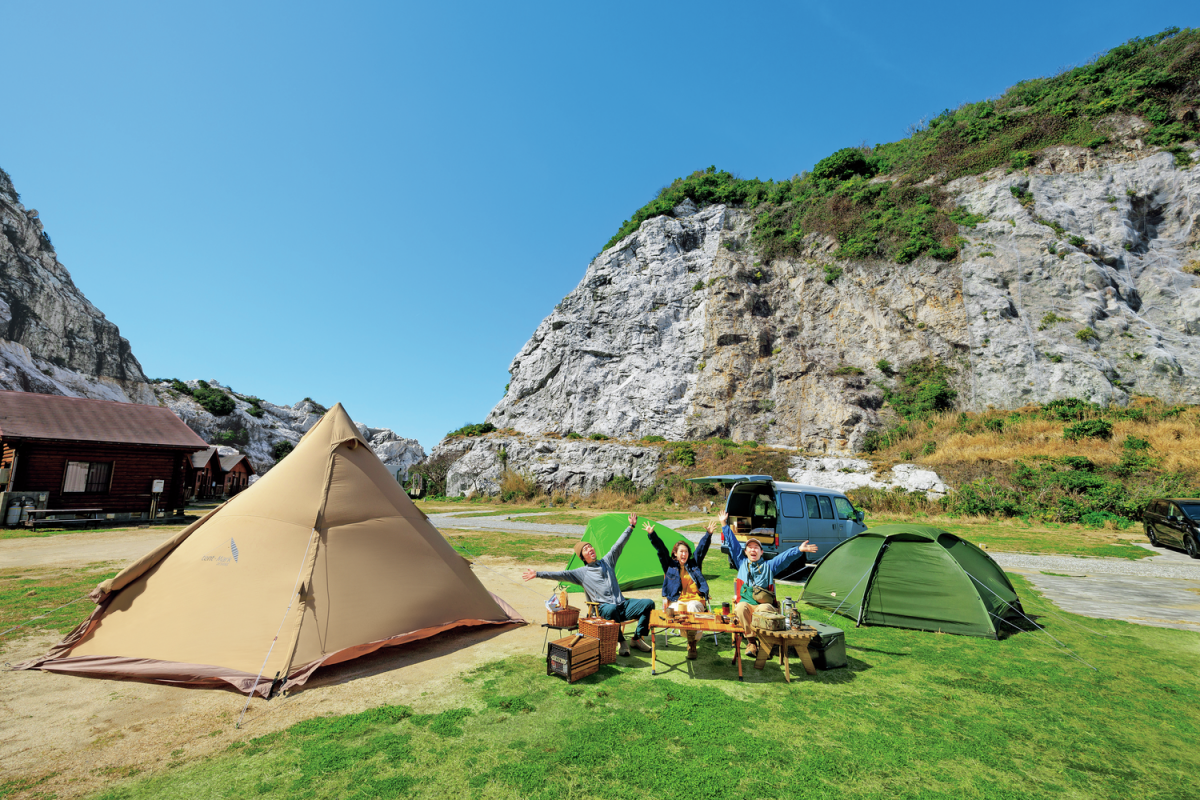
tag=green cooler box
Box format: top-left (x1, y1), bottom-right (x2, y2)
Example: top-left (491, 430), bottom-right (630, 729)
top-left (805, 621), bottom-right (846, 670)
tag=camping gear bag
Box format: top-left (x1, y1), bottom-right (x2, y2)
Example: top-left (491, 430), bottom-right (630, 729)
top-left (752, 609), bottom-right (785, 631)
top-left (546, 634), bottom-right (600, 683)
top-left (752, 586), bottom-right (778, 607)
top-left (805, 621), bottom-right (847, 670)
top-left (578, 617), bottom-right (621, 665)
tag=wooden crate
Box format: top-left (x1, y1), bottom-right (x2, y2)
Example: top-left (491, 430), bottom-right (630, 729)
top-left (546, 634), bottom-right (600, 683)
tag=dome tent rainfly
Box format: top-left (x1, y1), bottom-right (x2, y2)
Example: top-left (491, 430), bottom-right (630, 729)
top-left (17, 403), bottom-right (524, 695)
top-left (560, 513), bottom-right (679, 594)
top-left (801, 524), bottom-right (1024, 639)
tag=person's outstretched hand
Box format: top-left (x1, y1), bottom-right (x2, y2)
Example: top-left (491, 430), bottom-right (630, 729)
top-left (643, 521), bottom-right (656, 535)
top-left (717, 509), bottom-right (729, 526)
top-left (799, 541), bottom-right (818, 553)
top-left (522, 569), bottom-right (537, 581)
top-left (628, 512), bottom-right (638, 528)
top-left (706, 519), bottom-right (718, 534)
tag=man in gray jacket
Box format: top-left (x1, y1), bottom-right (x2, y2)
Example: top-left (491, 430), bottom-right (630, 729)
top-left (523, 512), bottom-right (655, 656)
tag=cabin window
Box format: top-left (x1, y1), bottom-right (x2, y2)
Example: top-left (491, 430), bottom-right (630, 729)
top-left (818, 495), bottom-right (835, 519)
top-left (780, 492), bottom-right (805, 518)
top-left (62, 461), bottom-right (113, 493)
top-left (804, 494), bottom-right (821, 518)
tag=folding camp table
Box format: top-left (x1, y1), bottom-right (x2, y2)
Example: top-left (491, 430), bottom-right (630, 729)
top-left (647, 610), bottom-right (746, 680)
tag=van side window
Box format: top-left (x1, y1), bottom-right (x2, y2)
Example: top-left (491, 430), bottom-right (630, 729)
top-left (804, 494), bottom-right (821, 519)
top-left (834, 497), bottom-right (855, 520)
top-left (780, 492), bottom-right (805, 518)
top-left (818, 496), bottom-right (834, 519)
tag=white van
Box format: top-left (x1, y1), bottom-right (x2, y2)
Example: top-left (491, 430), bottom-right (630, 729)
top-left (688, 474), bottom-right (867, 579)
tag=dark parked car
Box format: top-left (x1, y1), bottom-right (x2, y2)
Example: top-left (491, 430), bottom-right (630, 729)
top-left (1143, 498), bottom-right (1200, 559)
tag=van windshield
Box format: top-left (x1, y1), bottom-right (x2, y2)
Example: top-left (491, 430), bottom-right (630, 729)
top-left (834, 497), bottom-right (856, 520)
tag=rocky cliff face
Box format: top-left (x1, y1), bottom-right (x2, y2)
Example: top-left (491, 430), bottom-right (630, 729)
top-left (155, 380), bottom-right (426, 475)
top-left (0, 168), bottom-right (152, 402)
top-left (486, 146), bottom-right (1200, 456)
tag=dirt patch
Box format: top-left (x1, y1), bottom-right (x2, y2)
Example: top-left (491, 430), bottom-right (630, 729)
top-left (1, 557), bottom-right (623, 799)
top-left (0, 528), bottom-right (176, 569)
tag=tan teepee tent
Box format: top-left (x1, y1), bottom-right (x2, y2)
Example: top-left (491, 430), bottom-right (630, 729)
top-left (17, 404), bottom-right (523, 695)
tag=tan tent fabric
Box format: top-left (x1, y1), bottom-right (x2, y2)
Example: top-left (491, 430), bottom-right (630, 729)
top-left (16, 403), bottom-right (524, 695)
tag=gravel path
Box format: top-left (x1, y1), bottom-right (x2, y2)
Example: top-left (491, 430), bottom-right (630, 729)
top-left (428, 512), bottom-right (708, 538)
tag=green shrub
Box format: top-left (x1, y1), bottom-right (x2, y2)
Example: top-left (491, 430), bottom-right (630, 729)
top-left (447, 423), bottom-right (496, 438)
top-left (1037, 312), bottom-right (1070, 330)
top-left (1010, 186), bottom-right (1035, 207)
top-left (169, 379), bottom-right (192, 396)
top-left (588, 433), bottom-right (610, 441)
top-left (1068, 235), bottom-right (1086, 247)
top-left (832, 365), bottom-right (864, 376)
top-left (193, 385), bottom-right (235, 416)
top-left (1064, 419), bottom-right (1113, 441)
top-left (214, 428), bottom-right (249, 446)
top-left (1076, 327), bottom-right (1098, 342)
top-left (1081, 510), bottom-right (1134, 529)
top-left (948, 207), bottom-right (988, 228)
top-left (984, 418), bottom-right (1004, 433)
top-left (301, 397), bottom-right (329, 414)
top-left (272, 440), bottom-right (295, 461)
top-left (883, 359), bottom-right (957, 420)
top-left (1044, 398), bottom-right (1097, 421)
top-left (667, 443), bottom-right (696, 466)
top-left (1010, 150), bottom-right (1035, 169)
top-left (822, 265), bottom-right (843, 284)
top-left (566, 432), bottom-right (583, 440)
top-left (876, 359), bottom-right (893, 375)
top-left (605, 475), bottom-right (638, 495)
top-left (640, 435), bottom-right (665, 443)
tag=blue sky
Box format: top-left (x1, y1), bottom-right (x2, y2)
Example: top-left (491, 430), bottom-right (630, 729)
top-left (2, 2), bottom-right (1194, 450)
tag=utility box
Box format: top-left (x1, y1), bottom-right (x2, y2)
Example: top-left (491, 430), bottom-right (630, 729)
top-left (805, 620), bottom-right (847, 670)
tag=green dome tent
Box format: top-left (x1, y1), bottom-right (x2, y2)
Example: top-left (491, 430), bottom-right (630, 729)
top-left (560, 514), bottom-right (679, 594)
top-left (801, 524), bottom-right (1024, 639)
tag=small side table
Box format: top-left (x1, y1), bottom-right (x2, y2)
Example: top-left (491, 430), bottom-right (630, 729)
top-left (751, 625), bottom-right (819, 682)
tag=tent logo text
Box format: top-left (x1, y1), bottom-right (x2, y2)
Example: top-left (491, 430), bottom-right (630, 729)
top-left (200, 538), bottom-right (240, 567)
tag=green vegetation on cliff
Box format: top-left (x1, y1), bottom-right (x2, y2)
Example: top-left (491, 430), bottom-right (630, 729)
top-left (605, 27), bottom-right (1200, 264)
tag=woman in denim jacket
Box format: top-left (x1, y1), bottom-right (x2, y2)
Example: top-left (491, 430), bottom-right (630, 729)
top-left (644, 519), bottom-right (715, 660)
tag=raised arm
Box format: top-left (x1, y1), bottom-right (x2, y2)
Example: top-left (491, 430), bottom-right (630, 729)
top-left (602, 513), bottom-right (638, 567)
top-left (720, 510), bottom-right (745, 568)
top-left (693, 519), bottom-right (716, 565)
top-left (644, 521), bottom-right (673, 572)
top-left (525, 567), bottom-right (584, 585)
top-left (763, 541), bottom-right (818, 578)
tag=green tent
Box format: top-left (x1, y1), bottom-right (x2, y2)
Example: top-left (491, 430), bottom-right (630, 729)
top-left (560, 514), bottom-right (678, 594)
top-left (801, 523), bottom-right (1024, 639)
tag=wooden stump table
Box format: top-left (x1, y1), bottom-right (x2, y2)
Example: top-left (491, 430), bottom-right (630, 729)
top-left (751, 625), bottom-right (819, 682)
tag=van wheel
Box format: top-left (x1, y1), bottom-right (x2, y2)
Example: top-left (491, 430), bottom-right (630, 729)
top-left (1145, 524), bottom-right (1159, 547)
top-left (1186, 535), bottom-right (1199, 560)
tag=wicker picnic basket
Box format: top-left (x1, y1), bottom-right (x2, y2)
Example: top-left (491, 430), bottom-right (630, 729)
top-left (579, 616), bottom-right (620, 664)
top-left (547, 605), bottom-right (580, 628)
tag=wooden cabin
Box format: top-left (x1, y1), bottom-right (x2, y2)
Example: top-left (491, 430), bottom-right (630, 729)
top-left (219, 452), bottom-right (254, 496)
top-left (0, 390), bottom-right (208, 524)
top-left (187, 446), bottom-right (223, 500)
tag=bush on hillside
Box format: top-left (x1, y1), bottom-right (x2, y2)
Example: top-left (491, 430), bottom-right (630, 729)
top-left (193, 385), bottom-right (235, 416)
top-left (447, 422), bottom-right (496, 438)
top-left (272, 440), bottom-right (295, 461)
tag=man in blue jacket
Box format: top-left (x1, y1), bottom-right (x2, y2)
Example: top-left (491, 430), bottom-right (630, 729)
top-left (646, 519), bottom-right (715, 660)
top-left (524, 513), bottom-right (655, 656)
top-left (720, 509), bottom-right (817, 658)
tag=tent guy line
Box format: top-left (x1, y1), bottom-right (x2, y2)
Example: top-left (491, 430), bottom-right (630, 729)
top-left (237, 526), bottom-right (320, 729)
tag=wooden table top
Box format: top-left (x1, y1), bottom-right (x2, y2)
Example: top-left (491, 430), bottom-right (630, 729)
top-left (649, 609), bottom-right (743, 634)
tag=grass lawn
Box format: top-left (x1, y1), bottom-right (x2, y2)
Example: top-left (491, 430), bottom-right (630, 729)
top-left (66, 560), bottom-right (1200, 800)
top-left (0, 563), bottom-right (119, 645)
top-left (444, 530), bottom-right (575, 562)
top-left (0, 523), bottom-right (188, 542)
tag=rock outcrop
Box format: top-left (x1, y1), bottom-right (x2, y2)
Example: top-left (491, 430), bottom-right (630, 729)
top-left (434, 436), bottom-right (662, 498)
top-left (154, 381), bottom-right (426, 475)
top-left (485, 146), bottom-right (1200, 456)
top-left (0, 168), bottom-right (151, 402)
